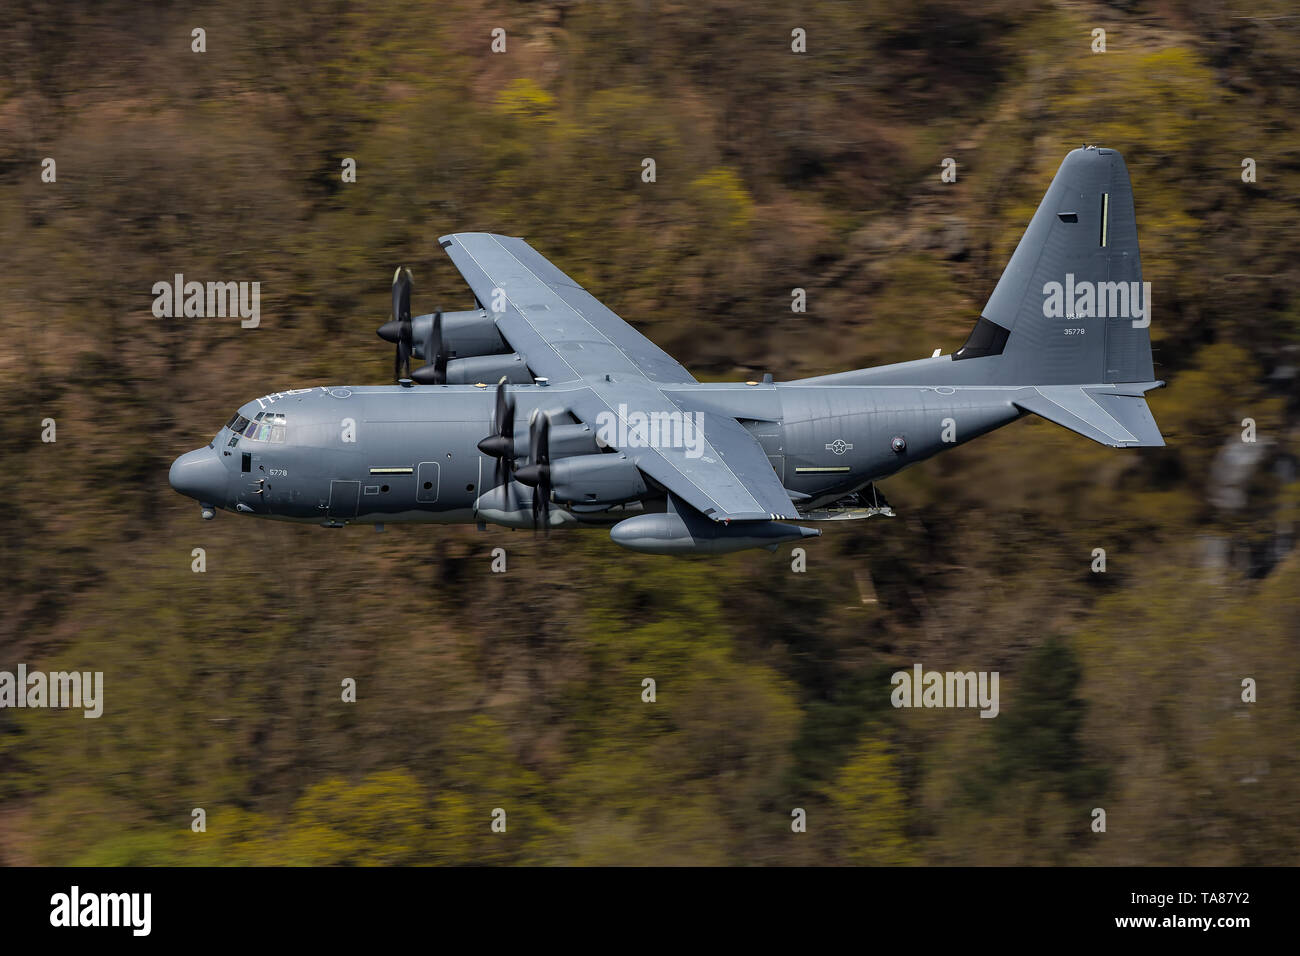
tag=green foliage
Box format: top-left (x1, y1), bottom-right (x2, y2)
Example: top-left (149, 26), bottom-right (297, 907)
top-left (992, 636), bottom-right (1106, 802)
top-left (822, 732), bottom-right (916, 865)
top-left (0, 0), bottom-right (1296, 866)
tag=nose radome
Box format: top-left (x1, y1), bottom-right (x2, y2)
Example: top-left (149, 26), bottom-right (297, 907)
top-left (169, 447), bottom-right (226, 504)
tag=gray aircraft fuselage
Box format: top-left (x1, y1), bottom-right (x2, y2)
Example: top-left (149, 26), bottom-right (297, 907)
top-left (170, 376), bottom-right (1021, 526)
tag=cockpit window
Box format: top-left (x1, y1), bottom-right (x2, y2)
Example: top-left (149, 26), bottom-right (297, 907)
top-left (229, 411), bottom-right (287, 443)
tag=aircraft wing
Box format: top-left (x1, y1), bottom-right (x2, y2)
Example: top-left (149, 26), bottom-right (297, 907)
top-left (438, 232), bottom-right (695, 385)
top-left (439, 232), bottom-right (796, 520)
top-left (564, 387), bottom-right (799, 521)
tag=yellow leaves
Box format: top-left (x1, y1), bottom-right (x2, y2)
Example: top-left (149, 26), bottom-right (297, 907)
top-left (689, 167), bottom-right (755, 233)
top-left (1061, 45), bottom-right (1221, 163)
top-left (1135, 47), bottom-right (1217, 114)
top-left (191, 770), bottom-right (429, 866)
top-left (823, 733), bottom-right (917, 865)
top-left (494, 78), bottom-right (556, 122)
top-left (284, 769), bottom-right (429, 865)
top-left (192, 765), bottom-right (554, 865)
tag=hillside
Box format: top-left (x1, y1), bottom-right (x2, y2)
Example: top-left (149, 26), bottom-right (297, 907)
top-left (0, 0), bottom-right (1297, 865)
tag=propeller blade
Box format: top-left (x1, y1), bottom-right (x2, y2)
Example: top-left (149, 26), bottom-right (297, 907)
top-left (428, 311), bottom-right (438, 369)
top-left (433, 310), bottom-right (447, 381)
top-left (526, 412), bottom-right (551, 533)
top-left (476, 379), bottom-right (516, 450)
top-left (515, 410), bottom-right (549, 485)
top-left (496, 457), bottom-right (512, 509)
top-left (391, 267), bottom-right (414, 381)
top-left (475, 378), bottom-right (517, 508)
top-left (392, 267), bottom-right (411, 325)
top-left (496, 376), bottom-right (514, 440)
top-left (412, 309), bottom-right (448, 385)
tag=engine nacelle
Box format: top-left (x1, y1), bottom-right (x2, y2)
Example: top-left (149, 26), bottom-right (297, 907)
top-left (411, 309), bottom-right (506, 360)
top-left (550, 454), bottom-right (646, 505)
top-left (444, 353), bottom-right (532, 384)
top-left (547, 423), bottom-right (602, 459)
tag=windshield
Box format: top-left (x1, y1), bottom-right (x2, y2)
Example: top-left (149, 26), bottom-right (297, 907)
top-left (224, 411), bottom-right (287, 445)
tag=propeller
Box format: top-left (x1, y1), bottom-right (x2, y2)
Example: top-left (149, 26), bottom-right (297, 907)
top-left (411, 309), bottom-right (448, 384)
top-left (513, 409), bottom-right (552, 533)
top-left (476, 377), bottom-right (516, 505)
top-left (390, 267), bottom-right (413, 382)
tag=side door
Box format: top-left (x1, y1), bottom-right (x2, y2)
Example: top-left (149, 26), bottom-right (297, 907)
top-left (327, 480), bottom-right (361, 518)
top-left (416, 461), bottom-right (440, 503)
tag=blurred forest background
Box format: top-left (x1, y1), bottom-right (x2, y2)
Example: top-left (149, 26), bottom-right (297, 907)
top-left (1, 0), bottom-right (1298, 865)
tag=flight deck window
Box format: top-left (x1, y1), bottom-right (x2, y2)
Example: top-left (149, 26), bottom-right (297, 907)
top-left (266, 413), bottom-right (287, 443)
top-left (231, 411), bottom-right (288, 443)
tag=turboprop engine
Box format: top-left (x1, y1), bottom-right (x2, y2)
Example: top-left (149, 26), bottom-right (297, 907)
top-left (377, 269), bottom-right (531, 384)
top-left (474, 398), bottom-right (611, 530)
top-left (408, 309), bottom-right (506, 358)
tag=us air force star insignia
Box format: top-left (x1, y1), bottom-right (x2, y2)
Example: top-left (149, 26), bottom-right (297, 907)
top-left (826, 439), bottom-right (853, 456)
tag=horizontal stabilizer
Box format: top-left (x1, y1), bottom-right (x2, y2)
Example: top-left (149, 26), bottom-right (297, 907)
top-left (1014, 382), bottom-right (1165, 447)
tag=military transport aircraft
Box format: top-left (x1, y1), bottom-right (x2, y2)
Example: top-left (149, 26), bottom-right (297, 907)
top-left (170, 146), bottom-right (1164, 554)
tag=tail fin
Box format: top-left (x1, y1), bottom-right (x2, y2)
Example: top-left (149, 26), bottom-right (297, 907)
top-left (791, 147), bottom-right (1166, 446)
top-left (955, 146), bottom-right (1155, 386)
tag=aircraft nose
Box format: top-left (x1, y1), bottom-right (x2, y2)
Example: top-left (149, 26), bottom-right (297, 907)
top-left (169, 447), bottom-right (226, 504)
